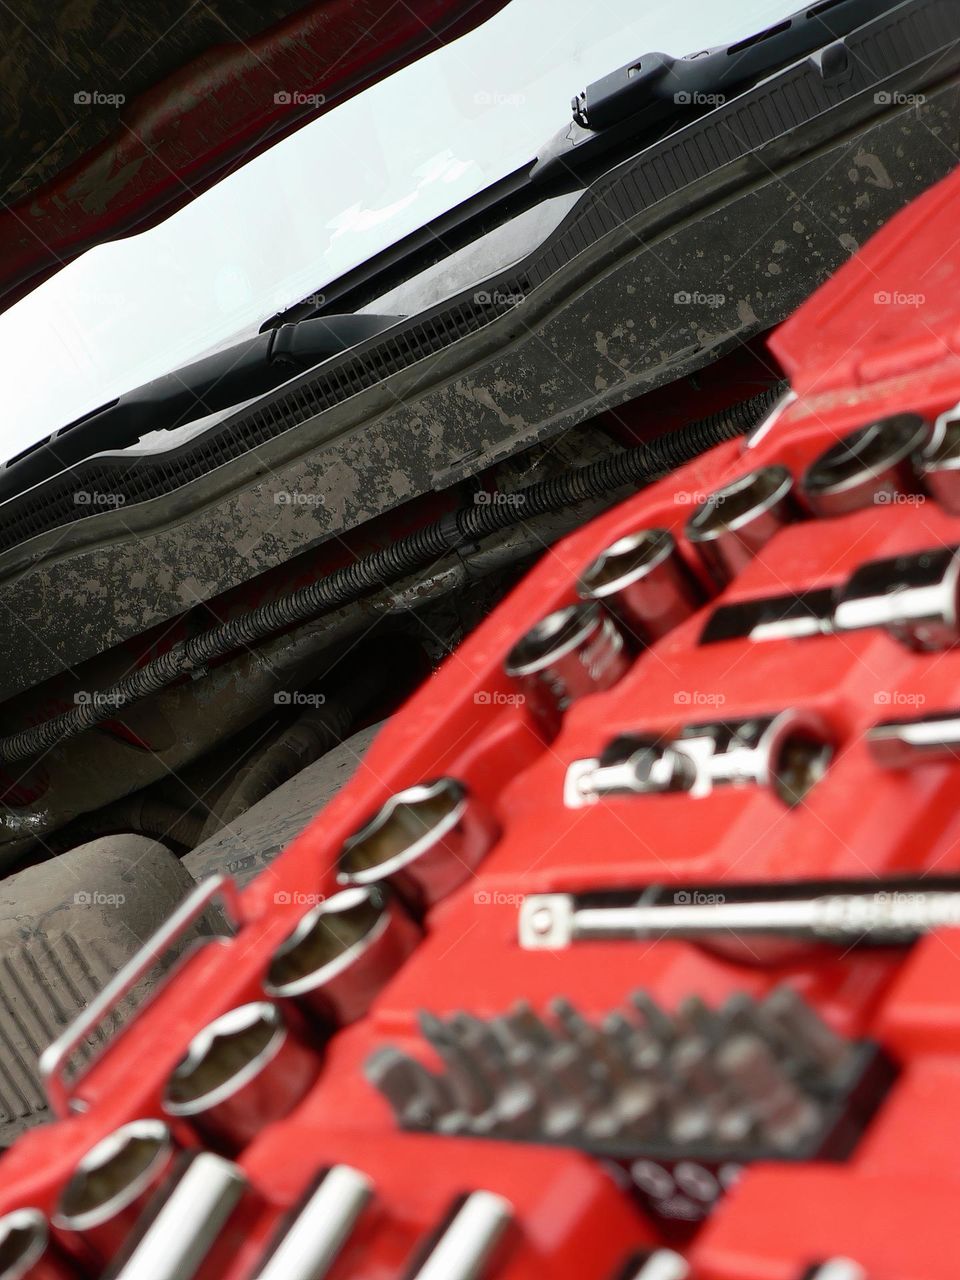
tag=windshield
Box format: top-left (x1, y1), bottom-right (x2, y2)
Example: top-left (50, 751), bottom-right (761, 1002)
top-left (1, 0), bottom-right (799, 463)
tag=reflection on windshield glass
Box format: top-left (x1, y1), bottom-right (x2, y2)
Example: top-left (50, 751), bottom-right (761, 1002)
top-left (0, 0), bottom-right (798, 459)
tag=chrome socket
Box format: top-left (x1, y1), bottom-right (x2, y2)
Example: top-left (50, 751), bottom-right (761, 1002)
top-left (805, 1262), bottom-right (868, 1280)
top-left (800, 413), bottom-right (930, 516)
top-left (104, 1151), bottom-right (248, 1280)
top-left (577, 529), bottom-right (704, 643)
top-left (867, 710), bottom-right (960, 769)
top-left (54, 1120), bottom-right (175, 1262)
top-left (0, 1209), bottom-right (75, 1280)
top-left (621, 1250), bottom-right (690, 1280)
top-left (406, 1191), bottom-right (514, 1280)
top-left (566, 711), bottom-right (833, 810)
top-left (162, 1002), bottom-right (319, 1151)
top-left (504, 602), bottom-right (629, 720)
top-left (564, 735), bottom-right (695, 808)
top-left (834, 545), bottom-right (960, 650)
top-left (264, 885), bottom-right (420, 1027)
top-left (338, 777), bottom-right (498, 912)
top-left (251, 1165), bottom-right (373, 1280)
top-left (700, 587), bottom-right (837, 645)
top-left (677, 710), bottom-right (834, 806)
top-left (917, 402), bottom-right (960, 513)
top-left (684, 465), bottom-right (795, 586)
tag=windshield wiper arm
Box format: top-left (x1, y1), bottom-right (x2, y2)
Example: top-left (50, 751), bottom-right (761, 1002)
top-left (534, 0), bottom-right (899, 181)
top-left (1, 313), bottom-right (401, 503)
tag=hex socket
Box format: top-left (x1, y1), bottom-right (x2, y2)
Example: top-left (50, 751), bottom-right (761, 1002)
top-left (504, 602), bottom-right (630, 718)
top-left (338, 778), bottom-right (498, 913)
top-left (801, 413), bottom-right (930, 515)
top-left (678, 709), bottom-right (834, 807)
top-left (162, 1002), bottom-right (320, 1151)
top-left (54, 1120), bottom-right (175, 1262)
top-left (0, 1209), bottom-right (75, 1280)
top-left (577, 528), bottom-right (704, 642)
top-left (264, 886), bottom-right (420, 1026)
top-left (684, 465), bottom-right (795, 586)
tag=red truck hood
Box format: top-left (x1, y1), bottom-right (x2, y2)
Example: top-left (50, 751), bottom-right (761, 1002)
top-left (0, 0), bottom-right (509, 315)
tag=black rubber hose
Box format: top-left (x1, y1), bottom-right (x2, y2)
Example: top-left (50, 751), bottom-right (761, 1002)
top-left (0, 383), bottom-right (783, 762)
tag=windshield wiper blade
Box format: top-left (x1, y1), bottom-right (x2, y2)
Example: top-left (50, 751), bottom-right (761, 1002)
top-left (533, 0), bottom-right (900, 182)
top-left (278, 0), bottom-right (906, 325)
top-left (1, 313), bottom-right (401, 503)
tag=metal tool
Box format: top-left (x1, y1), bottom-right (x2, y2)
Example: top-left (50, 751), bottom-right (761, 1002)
top-left (251, 1165), bottom-right (373, 1280)
top-left (699, 544), bottom-right (960, 651)
top-left (338, 777), bottom-right (499, 913)
top-left (54, 1120), bottom-right (175, 1261)
top-left (564, 735), bottom-right (695, 807)
top-left (405, 1191), bottom-right (514, 1280)
top-left (565, 711), bottom-right (833, 809)
top-left (868, 709), bottom-right (960, 767)
top-left (103, 1152), bottom-right (248, 1280)
top-left (162, 1001), bottom-right (319, 1151)
top-left (677, 712), bottom-right (833, 805)
top-left (800, 413), bottom-right (930, 515)
top-left (917, 400), bottom-right (960, 512)
top-left (577, 528), bottom-right (705, 643)
top-left (700, 588), bottom-right (837, 645)
top-left (364, 1046), bottom-right (461, 1130)
top-left (518, 878), bottom-right (960, 954)
top-left (684, 465), bottom-right (796, 586)
top-left (0, 1208), bottom-right (75, 1280)
top-left (620, 1249), bottom-right (690, 1280)
top-left (802, 1262), bottom-right (868, 1280)
top-left (264, 885), bottom-right (420, 1027)
top-left (504, 602), bottom-right (630, 720)
top-left (366, 988), bottom-right (867, 1160)
top-left (834, 545), bottom-right (960, 650)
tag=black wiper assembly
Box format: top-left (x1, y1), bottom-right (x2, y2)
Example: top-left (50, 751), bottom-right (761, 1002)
top-left (535, 0), bottom-right (897, 180)
top-left (0, 312), bottom-right (400, 503)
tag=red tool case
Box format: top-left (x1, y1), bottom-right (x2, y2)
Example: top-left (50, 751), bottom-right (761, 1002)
top-left (7, 167), bottom-right (960, 1280)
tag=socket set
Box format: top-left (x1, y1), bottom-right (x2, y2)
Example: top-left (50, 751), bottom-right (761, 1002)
top-left (365, 988), bottom-right (893, 1221)
top-left (8, 149), bottom-right (960, 1280)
